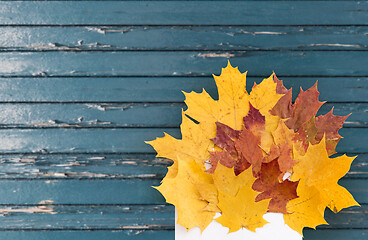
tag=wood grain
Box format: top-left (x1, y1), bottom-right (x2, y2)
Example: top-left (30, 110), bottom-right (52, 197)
top-left (0, 77), bottom-right (365, 102)
top-left (0, 1), bottom-right (366, 25)
top-left (0, 103), bottom-right (364, 128)
top-left (0, 179), bottom-right (363, 204)
top-left (0, 26), bottom-right (366, 51)
top-left (0, 51), bottom-right (366, 77)
top-left (0, 153), bottom-right (364, 180)
top-left (0, 204), bottom-right (364, 230)
top-left (0, 127), bottom-right (363, 153)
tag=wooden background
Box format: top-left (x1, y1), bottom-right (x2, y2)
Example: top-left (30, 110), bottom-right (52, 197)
top-left (0, 1), bottom-right (366, 239)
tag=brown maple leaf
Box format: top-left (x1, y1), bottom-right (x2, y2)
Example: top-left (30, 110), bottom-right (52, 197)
top-left (315, 108), bottom-right (350, 155)
top-left (252, 159), bottom-right (299, 213)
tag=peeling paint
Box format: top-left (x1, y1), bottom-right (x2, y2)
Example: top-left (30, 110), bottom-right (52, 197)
top-left (345, 121), bottom-right (362, 125)
top-left (85, 104), bottom-right (106, 111)
top-left (85, 103), bottom-right (133, 111)
top-left (241, 31), bottom-right (286, 35)
top-left (88, 156), bottom-right (106, 160)
top-left (0, 201), bottom-right (57, 215)
top-left (85, 27), bottom-right (130, 35)
top-left (309, 43), bottom-right (362, 48)
top-left (197, 53), bottom-right (235, 58)
top-left (85, 27), bottom-right (106, 34)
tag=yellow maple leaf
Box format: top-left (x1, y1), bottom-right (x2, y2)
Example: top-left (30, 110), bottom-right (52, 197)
top-left (146, 111), bottom-right (211, 175)
top-left (250, 74), bottom-right (283, 152)
top-left (284, 179), bottom-right (328, 235)
top-left (213, 162), bottom-right (252, 196)
top-left (154, 158), bottom-right (215, 232)
top-left (215, 167), bottom-right (270, 232)
top-left (272, 119), bottom-right (295, 147)
top-left (291, 137), bottom-right (359, 213)
top-left (184, 61), bottom-right (250, 133)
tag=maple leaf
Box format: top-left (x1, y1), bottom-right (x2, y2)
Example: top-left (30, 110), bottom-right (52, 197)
top-left (154, 159), bottom-right (215, 232)
top-left (284, 179), bottom-right (328, 236)
top-left (184, 61), bottom-right (249, 132)
top-left (208, 105), bottom-right (267, 176)
top-left (252, 159), bottom-right (298, 213)
top-left (285, 82), bottom-right (325, 131)
top-left (234, 127), bottom-right (264, 176)
top-left (270, 81), bottom-right (349, 155)
top-left (273, 73), bottom-right (289, 94)
top-left (315, 108), bottom-right (350, 155)
top-left (146, 111), bottom-right (212, 176)
top-left (250, 74), bottom-right (283, 151)
top-left (291, 137), bottom-right (359, 213)
top-left (215, 166), bottom-right (270, 232)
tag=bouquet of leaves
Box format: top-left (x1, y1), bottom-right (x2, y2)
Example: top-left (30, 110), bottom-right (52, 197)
top-left (147, 62), bottom-right (359, 236)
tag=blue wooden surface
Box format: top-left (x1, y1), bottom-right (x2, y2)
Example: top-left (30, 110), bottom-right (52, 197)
top-left (0, 1), bottom-right (366, 239)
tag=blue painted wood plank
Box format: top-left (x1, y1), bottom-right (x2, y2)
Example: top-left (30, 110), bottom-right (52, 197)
top-left (0, 26), bottom-right (367, 51)
top-left (0, 179), bottom-right (164, 204)
top-left (0, 229), bottom-right (365, 240)
top-left (0, 128), bottom-right (363, 153)
top-left (0, 103), bottom-right (364, 128)
top-left (0, 179), bottom-right (362, 204)
top-left (0, 230), bottom-right (365, 240)
top-left (0, 52), bottom-right (366, 77)
top-left (0, 77), bottom-right (365, 102)
top-left (0, 1), bottom-right (366, 25)
top-left (0, 152), bottom-right (363, 180)
top-left (0, 204), bottom-right (173, 230)
top-left (0, 153), bottom-right (169, 180)
top-left (0, 231), bottom-right (174, 240)
top-left (301, 230), bottom-right (368, 240)
top-left (0, 204), bottom-right (364, 230)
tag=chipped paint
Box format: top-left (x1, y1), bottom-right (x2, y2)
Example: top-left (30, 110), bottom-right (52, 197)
top-left (241, 31), bottom-right (286, 35)
top-left (0, 201), bottom-right (56, 214)
top-left (85, 103), bottom-right (133, 111)
top-left (85, 27), bottom-right (130, 35)
top-left (309, 43), bottom-right (362, 48)
top-left (345, 121), bottom-right (363, 126)
top-left (197, 53), bottom-right (235, 58)
top-left (85, 104), bottom-right (106, 111)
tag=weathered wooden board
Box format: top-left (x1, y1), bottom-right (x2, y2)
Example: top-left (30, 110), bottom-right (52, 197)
top-left (0, 204), bottom-right (364, 230)
top-left (0, 77), bottom-right (366, 103)
top-left (0, 1), bottom-right (366, 25)
top-left (0, 231), bottom-right (175, 240)
top-left (304, 230), bottom-right (368, 240)
top-left (0, 128), bottom-right (364, 153)
top-left (0, 179), bottom-right (363, 204)
top-left (0, 52), bottom-right (367, 77)
top-left (0, 204), bottom-right (173, 230)
top-left (0, 26), bottom-right (367, 51)
top-left (0, 152), bottom-right (364, 180)
top-left (0, 230), bottom-right (365, 240)
top-left (0, 103), bottom-right (364, 128)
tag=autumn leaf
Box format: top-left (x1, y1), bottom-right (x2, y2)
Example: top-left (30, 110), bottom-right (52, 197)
top-left (154, 158), bottom-right (215, 232)
top-left (284, 179), bottom-right (328, 236)
top-left (184, 61), bottom-right (249, 132)
top-left (291, 137), bottom-right (359, 213)
top-left (215, 166), bottom-right (270, 232)
top-left (252, 159), bottom-right (298, 213)
top-left (315, 108), bottom-right (350, 155)
top-left (285, 82), bottom-right (325, 131)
